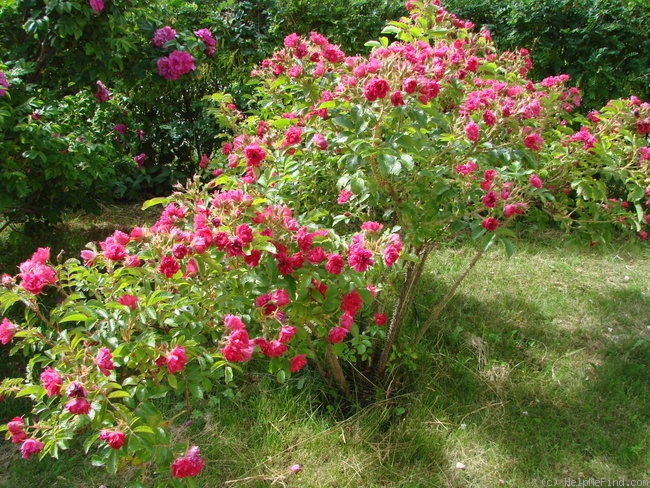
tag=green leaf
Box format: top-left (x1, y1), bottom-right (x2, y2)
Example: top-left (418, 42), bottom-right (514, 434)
top-left (60, 312), bottom-right (91, 323)
top-left (332, 116), bottom-right (355, 131)
top-left (276, 369), bottom-right (286, 383)
top-left (16, 385), bottom-right (45, 398)
top-left (141, 196), bottom-right (169, 210)
top-left (107, 448), bottom-right (120, 475)
top-left (133, 425), bottom-right (155, 435)
top-left (107, 390), bottom-right (132, 399)
top-left (500, 237), bottom-right (515, 258)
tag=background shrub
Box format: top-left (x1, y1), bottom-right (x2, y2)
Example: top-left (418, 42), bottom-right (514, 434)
top-left (441, 0), bottom-right (650, 110)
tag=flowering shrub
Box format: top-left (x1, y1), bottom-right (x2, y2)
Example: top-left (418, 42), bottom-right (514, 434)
top-left (0, 174), bottom-right (401, 478)
top-left (207, 0), bottom-right (649, 375)
top-left (1, 0), bottom-right (649, 482)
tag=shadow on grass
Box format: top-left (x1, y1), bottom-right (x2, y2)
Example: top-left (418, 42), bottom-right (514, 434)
top-left (407, 265), bottom-right (649, 485)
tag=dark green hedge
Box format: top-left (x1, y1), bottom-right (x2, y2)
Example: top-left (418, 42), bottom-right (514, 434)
top-left (442, 0), bottom-right (650, 109)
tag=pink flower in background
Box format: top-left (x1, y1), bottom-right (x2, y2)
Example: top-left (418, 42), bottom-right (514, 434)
top-left (382, 234), bottom-right (402, 266)
top-left (7, 417), bottom-right (26, 444)
top-left (390, 91), bottom-right (405, 106)
top-left (95, 347), bottom-right (115, 376)
top-left (224, 314), bottom-right (245, 331)
top-left (221, 329), bottom-right (255, 362)
top-left (289, 354), bottom-right (307, 373)
top-left (20, 438), bottom-right (43, 459)
top-left (40, 367), bottom-right (62, 396)
top-left (93, 80), bottom-right (109, 102)
top-left (278, 326), bottom-right (297, 343)
top-left (243, 144), bottom-right (266, 167)
top-left (0, 318), bottom-right (17, 344)
top-left (112, 123), bottom-right (126, 135)
top-left (167, 346), bottom-right (187, 374)
top-left (89, 0), bottom-right (104, 13)
top-left (481, 191), bottom-right (498, 208)
top-left (65, 381), bottom-right (87, 398)
top-left (194, 28), bottom-right (216, 57)
top-left (118, 294), bottom-right (138, 310)
top-left (133, 153), bottom-right (146, 168)
top-left (524, 133), bottom-right (544, 151)
top-left (310, 32), bottom-right (328, 46)
top-left (374, 313), bottom-right (387, 326)
top-left (283, 126), bottom-right (303, 146)
top-left (170, 446), bottom-right (204, 478)
top-left (18, 248), bottom-right (56, 294)
top-left (363, 77), bottom-right (390, 101)
top-left (327, 326), bottom-right (347, 344)
top-left (529, 173), bottom-right (543, 189)
top-left (99, 430), bottom-right (125, 450)
top-left (503, 203), bottom-right (526, 218)
top-left (569, 126), bottom-right (597, 150)
top-left (341, 290), bottom-right (363, 316)
top-left (152, 26), bottom-right (176, 48)
top-left (455, 161), bottom-right (477, 176)
top-left (465, 121), bottom-right (479, 142)
top-left (255, 338), bottom-right (286, 358)
top-left (638, 147), bottom-right (650, 161)
top-left (361, 221), bottom-right (382, 232)
top-left (199, 153), bottom-right (209, 168)
top-left (0, 71), bottom-right (9, 96)
top-left (157, 51), bottom-right (195, 80)
top-left (347, 244), bottom-right (373, 272)
top-left (337, 189), bottom-right (352, 204)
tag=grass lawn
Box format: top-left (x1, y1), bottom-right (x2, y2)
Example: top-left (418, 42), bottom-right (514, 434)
top-left (1, 208), bottom-right (648, 487)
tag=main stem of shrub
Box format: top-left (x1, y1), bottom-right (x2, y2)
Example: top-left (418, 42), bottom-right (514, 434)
top-left (373, 242), bottom-right (434, 382)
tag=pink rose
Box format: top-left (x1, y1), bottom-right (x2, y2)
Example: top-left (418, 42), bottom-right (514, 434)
top-left (89, 0), bottom-right (104, 13)
top-left (158, 256), bottom-right (180, 278)
top-left (171, 446), bottom-right (204, 478)
top-left (99, 430), bottom-right (126, 450)
top-left (20, 438), bottom-right (44, 459)
top-left (363, 77), bottom-right (390, 101)
top-left (465, 121), bottom-right (479, 142)
top-left (374, 313), bottom-right (387, 326)
top-left (529, 173), bottom-right (543, 189)
top-left (95, 347), bottom-right (115, 376)
top-left (93, 80), bottom-right (109, 103)
top-left (0, 317), bottom-right (17, 344)
top-left (289, 354), bottom-right (307, 373)
top-left (167, 346), bottom-right (187, 374)
top-left (40, 367), bottom-right (62, 396)
top-left (325, 253), bottom-right (345, 275)
top-left (65, 397), bottom-right (91, 415)
top-left (327, 326), bottom-right (347, 344)
top-left (481, 217), bottom-right (499, 231)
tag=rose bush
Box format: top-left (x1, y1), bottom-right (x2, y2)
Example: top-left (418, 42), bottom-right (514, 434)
top-left (0, 174), bottom-right (401, 480)
top-left (1, 0), bottom-right (649, 482)
top-left (206, 0), bottom-right (649, 375)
